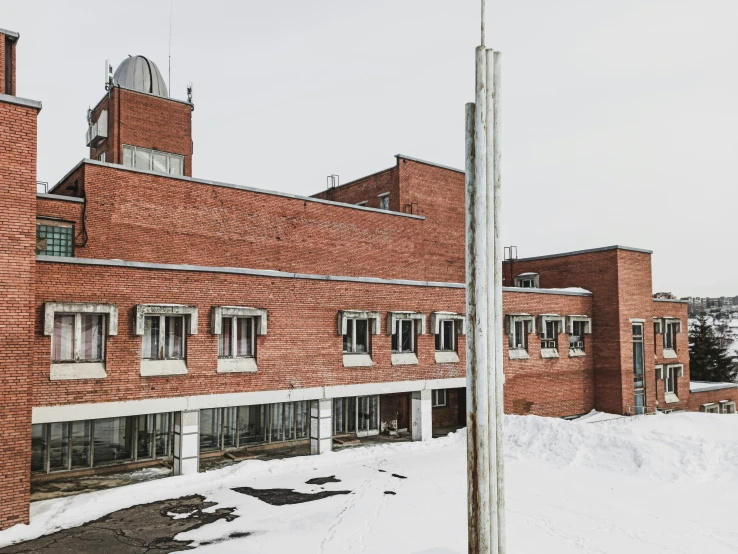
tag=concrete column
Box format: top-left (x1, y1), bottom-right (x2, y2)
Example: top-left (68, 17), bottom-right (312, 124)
top-left (411, 390), bottom-right (432, 441)
top-left (310, 398), bottom-right (333, 455)
top-left (173, 410), bottom-right (200, 475)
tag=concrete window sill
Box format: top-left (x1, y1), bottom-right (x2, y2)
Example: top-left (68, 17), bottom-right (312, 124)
top-left (663, 349), bottom-right (678, 359)
top-left (50, 362), bottom-right (107, 381)
top-left (391, 352), bottom-right (418, 366)
top-left (435, 351), bottom-right (460, 364)
top-left (508, 349), bottom-right (529, 360)
top-left (343, 353), bottom-right (373, 367)
top-left (217, 357), bottom-right (257, 373)
top-left (569, 349), bottom-right (586, 358)
top-left (665, 393), bottom-right (680, 404)
top-left (140, 359), bottom-right (187, 377)
top-left (541, 348), bottom-right (559, 359)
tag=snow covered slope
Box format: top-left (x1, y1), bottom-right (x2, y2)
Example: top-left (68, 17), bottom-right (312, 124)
top-left (2, 412), bottom-right (737, 553)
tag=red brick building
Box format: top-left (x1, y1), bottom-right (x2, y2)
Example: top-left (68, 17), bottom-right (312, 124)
top-left (1, 33), bottom-right (736, 528)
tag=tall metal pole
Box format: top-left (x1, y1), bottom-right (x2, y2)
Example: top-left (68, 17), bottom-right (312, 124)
top-left (467, 0), bottom-right (506, 552)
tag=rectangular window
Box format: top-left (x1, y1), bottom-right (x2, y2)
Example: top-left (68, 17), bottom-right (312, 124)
top-left (98, 152), bottom-right (106, 163)
top-left (432, 389), bottom-right (447, 407)
top-left (664, 322), bottom-right (679, 350)
top-left (520, 279), bottom-right (534, 288)
top-left (665, 366), bottom-right (677, 394)
top-left (632, 323), bottom-right (646, 414)
top-left (509, 320), bottom-right (528, 350)
top-left (142, 315), bottom-right (185, 360)
top-left (343, 318), bottom-right (370, 354)
top-left (93, 417), bottom-right (134, 466)
top-left (378, 193), bottom-right (390, 210)
top-left (219, 317), bottom-right (256, 358)
top-left (36, 222), bottom-right (73, 257)
top-left (392, 319), bottom-right (416, 353)
top-left (435, 320), bottom-right (456, 352)
top-left (541, 320), bottom-right (559, 349)
top-left (632, 324), bottom-right (644, 375)
top-left (123, 144), bottom-right (185, 175)
top-left (569, 320), bottom-right (585, 351)
top-left (52, 313), bottom-right (105, 363)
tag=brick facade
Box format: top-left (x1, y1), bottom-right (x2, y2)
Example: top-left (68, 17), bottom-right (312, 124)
top-left (0, 94), bottom-right (40, 527)
top-left (0, 32), bottom-right (731, 530)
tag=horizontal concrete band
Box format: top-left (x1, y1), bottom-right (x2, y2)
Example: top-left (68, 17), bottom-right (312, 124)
top-left (653, 298), bottom-right (689, 304)
top-left (512, 244), bottom-right (653, 262)
top-left (31, 377), bottom-right (467, 423)
top-left (37, 193), bottom-right (85, 203)
top-left (37, 255), bottom-right (465, 289)
top-left (37, 257), bottom-right (595, 297)
top-left (0, 93), bottom-right (42, 111)
top-left (51, 159), bottom-right (426, 220)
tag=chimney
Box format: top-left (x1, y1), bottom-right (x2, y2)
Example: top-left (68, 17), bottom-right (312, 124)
top-left (0, 28), bottom-right (19, 96)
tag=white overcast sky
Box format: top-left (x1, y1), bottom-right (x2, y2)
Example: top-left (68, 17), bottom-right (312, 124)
top-left (4, 1), bottom-right (737, 297)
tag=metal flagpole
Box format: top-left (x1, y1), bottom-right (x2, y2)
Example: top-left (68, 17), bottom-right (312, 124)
top-left (466, 0), bottom-right (506, 552)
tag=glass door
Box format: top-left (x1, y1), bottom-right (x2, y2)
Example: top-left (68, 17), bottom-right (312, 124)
top-left (357, 395), bottom-right (379, 437)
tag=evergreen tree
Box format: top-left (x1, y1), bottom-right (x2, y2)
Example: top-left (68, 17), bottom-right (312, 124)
top-left (689, 315), bottom-right (738, 382)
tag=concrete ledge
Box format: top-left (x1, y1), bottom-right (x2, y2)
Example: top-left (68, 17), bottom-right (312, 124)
top-left (141, 359), bottom-right (188, 377)
top-left (663, 349), bottom-right (678, 359)
top-left (508, 349), bottom-right (529, 360)
top-left (435, 351), bottom-right (460, 364)
top-left (665, 393), bottom-right (680, 404)
top-left (569, 349), bottom-right (586, 358)
top-left (37, 256), bottom-right (465, 290)
top-left (391, 352), bottom-right (419, 366)
top-left (50, 362), bottom-right (107, 380)
top-left (37, 193), bottom-right (85, 203)
top-left (217, 357), bottom-right (257, 373)
top-left (31, 376), bottom-right (468, 423)
top-left (343, 354), bottom-right (373, 367)
top-left (0, 93), bottom-right (42, 111)
top-left (541, 348), bottom-right (559, 359)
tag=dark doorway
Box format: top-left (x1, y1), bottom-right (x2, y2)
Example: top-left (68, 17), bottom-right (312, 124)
top-left (397, 394), bottom-right (409, 430)
top-left (457, 389), bottom-right (467, 425)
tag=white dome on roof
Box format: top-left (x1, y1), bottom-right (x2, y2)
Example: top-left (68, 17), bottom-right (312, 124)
top-left (113, 55), bottom-right (168, 98)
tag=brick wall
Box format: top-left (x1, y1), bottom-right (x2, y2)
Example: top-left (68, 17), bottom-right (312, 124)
top-left (47, 163), bottom-right (462, 282)
top-left (432, 387), bottom-right (464, 428)
top-left (688, 387), bottom-right (738, 411)
top-left (34, 262), bottom-right (466, 408)
top-left (88, 87), bottom-right (193, 175)
top-left (0, 97), bottom-right (39, 528)
top-left (0, 32), bottom-right (17, 96)
top-left (652, 300), bottom-right (690, 411)
top-left (503, 291), bottom-right (594, 417)
top-left (314, 158), bottom-right (466, 283)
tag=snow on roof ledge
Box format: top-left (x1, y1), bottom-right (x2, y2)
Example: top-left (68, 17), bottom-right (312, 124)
top-left (503, 286), bottom-right (592, 297)
top-left (690, 381), bottom-right (738, 393)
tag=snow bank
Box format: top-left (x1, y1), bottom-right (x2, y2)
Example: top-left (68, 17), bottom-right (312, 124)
top-left (2, 412), bottom-right (738, 552)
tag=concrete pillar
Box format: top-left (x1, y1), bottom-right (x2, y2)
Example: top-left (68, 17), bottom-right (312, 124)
top-left (411, 390), bottom-right (432, 441)
top-left (173, 410), bottom-right (200, 475)
top-left (310, 398), bottom-right (333, 455)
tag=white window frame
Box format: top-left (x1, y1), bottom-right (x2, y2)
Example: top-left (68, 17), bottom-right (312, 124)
top-left (212, 305), bottom-right (266, 373)
top-left (432, 389), bottom-right (447, 408)
top-left (663, 318), bottom-right (681, 351)
top-left (122, 144), bottom-right (185, 176)
top-left (51, 313), bottom-right (107, 363)
top-left (135, 304), bottom-right (197, 376)
top-left (431, 312), bottom-right (465, 363)
top-left (378, 192), bottom-right (390, 210)
top-left (344, 318), bottom-right (371, 354)
top-left (514, 273), bottom-right (539, 288)
top-left (720, 401), bottom-right (736, 414)
top-left (43, 302), bottom-right (118, 381)
top-left (141, 314), bottom-right (187, 361)
top-left (539, 314), bottom-right (564, 357)
top-left (338, 310), bottom-right (380, 367)
top-left (505, 314), bottom-right (534, 359)
top-left (436, 320), bottom-right (457, 352)
top-left (567, 315), bottom-right (591, 355)
top-left (388, 312), bottom-right (425, 365)
top-left (702, 403), bottom-right (720, 414)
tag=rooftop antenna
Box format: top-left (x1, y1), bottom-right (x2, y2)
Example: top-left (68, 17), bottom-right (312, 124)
top-left (168, 0), bottom-right (173, 92)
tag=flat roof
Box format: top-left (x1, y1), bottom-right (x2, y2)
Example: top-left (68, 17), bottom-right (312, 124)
top-left (0, 93), bottom-right (42, 111)
top-left (395, 154), bottom-right (464, 174)
top-left (690, 381), bottom-right (738, 393)
top-left (511, 245), bottom-right (652, 263)
top-left (50, 159), bottom-right (426, 221)
top-left (0, 28), bottom-right (19, 39)
top-left (653, 298), bottom-right (689, 304)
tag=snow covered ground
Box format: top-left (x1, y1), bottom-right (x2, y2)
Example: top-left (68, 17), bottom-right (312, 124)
top-left (2, 412), bottom-right (738, 553)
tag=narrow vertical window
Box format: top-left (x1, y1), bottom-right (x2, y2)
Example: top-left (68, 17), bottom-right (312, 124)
top-left (52, 314), bottom-right (75, 362)
top-left (142, 316), bottom-right (160, 360)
